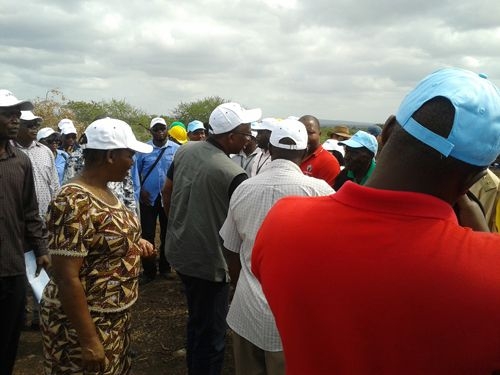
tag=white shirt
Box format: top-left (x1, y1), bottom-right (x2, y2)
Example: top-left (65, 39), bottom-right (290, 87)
top-left (249, 148), bottom-right (271, 177)
top-left (14, 140), bottom-right (60, 217)
top-left (220, 158), bottom-right (334, 351)
top-left (231, 147), bottom-right (262, 176)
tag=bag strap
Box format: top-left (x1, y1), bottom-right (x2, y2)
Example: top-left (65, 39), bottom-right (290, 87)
top-left (140, 147), bottom-right (167, 185)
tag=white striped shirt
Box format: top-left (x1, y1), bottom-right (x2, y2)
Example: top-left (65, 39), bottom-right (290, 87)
top-left (14, 140), bottom-right (60, 217)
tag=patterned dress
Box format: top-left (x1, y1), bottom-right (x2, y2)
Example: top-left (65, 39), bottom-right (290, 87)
top-left (62, 148), bottom-right (138, 213)
top-left (40, 183), bottom-right (142, 375)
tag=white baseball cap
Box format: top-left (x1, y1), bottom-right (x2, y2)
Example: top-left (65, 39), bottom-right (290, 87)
top-left (21, 111), bottom-right (42, 121)
top-left (84, 117), bottom-right (153, 153)
top-left (252, 117), bottom-right (279, 131)
top-left (36, 127), bottom-right (56, 141)
top-left (150, 117), bottom-right (167, 128)
top-left (61, 124), bottom-right (78, 135)
top-left (323, 139), bottom-right (345, 156)
top-left (0, 90), bottom-right (33, 110)
top-left (209, 102), bottom-right (262, 134)
top-left (269, 118), bottom-right (308, 150)
top-left (58, 118), bottom-right (74, 131)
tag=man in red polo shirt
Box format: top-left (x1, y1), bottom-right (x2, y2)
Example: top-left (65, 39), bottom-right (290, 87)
top-left (299, 115), bottom-right (340, 185)
top-left (252, 68), bottom-right (500, 375)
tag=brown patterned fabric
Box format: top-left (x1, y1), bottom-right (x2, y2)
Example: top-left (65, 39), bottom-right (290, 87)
top-left (40, 306), bottom-right (132, 375)
top-left (40, 183), bottom-right (142, 374)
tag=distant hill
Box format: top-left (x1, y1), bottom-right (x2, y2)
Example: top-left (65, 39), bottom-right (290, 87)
top-left (319, 119), bottom-right (378, 129)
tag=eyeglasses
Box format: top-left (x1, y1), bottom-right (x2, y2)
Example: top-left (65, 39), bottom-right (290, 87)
top-left (232, 131), bottom-right (253, 141)
top-left (0, 109), bottom-right (21, 119)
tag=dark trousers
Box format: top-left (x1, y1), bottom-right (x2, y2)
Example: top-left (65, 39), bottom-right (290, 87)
top-left (140, 195), bottom-right (169, 278)
top-left (179, 273), bottom-right (229, 375)
top-left (0, 275), bottom-right (26, 375)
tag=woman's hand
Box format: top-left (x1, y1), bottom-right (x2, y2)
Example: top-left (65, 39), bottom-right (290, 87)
top-left (138, 238), bottom-right (156, 258)
top-left (81, 337), bottom-right (106, 372)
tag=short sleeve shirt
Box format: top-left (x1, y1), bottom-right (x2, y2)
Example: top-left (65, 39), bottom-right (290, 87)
top-left (42, 184), bottom-right (142, 313)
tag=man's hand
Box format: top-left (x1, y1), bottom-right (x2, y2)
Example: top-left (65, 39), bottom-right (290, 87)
top-left (138, 238), bottom-right (156, 258)
top-left (139, 189), bottom-right (151, 206)
top-left (35, 255), bottom-right (50, 277)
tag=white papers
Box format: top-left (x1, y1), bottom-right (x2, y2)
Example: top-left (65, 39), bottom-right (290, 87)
top-left (24, 250), bottom-right (50, 303)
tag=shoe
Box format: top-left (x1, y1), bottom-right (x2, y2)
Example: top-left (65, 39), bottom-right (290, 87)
top-left (139, 275), bottom-right (155, 285)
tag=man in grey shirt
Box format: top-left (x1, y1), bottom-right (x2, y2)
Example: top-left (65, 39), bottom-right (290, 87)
top-left (163, 102), bottom-right (261, 374)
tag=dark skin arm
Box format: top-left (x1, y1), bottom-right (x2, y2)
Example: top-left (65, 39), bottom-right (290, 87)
top-left (223, 247), bottom-right (241, 287)
top-left (51, 255), bottom-right (105, 372)
top-left (161, 178), bottom-right (173, 217)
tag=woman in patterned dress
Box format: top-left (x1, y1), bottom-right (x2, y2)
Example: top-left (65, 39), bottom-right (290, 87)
top-left (40, 118), bottom-right (155, 374)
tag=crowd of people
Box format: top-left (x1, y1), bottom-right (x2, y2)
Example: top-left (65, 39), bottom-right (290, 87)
top-left (1, 66), bottom-right (500, 375)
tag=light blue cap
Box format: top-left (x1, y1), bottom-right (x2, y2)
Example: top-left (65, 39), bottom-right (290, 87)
top-left (396, 67), bottom-right (500, 166)
top-left (339, 130), bottom-right (378, 155)
top-left (187, 120), bottom-right (205, 133)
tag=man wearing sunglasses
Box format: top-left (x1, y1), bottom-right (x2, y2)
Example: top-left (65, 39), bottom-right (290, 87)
top-left (0, 90), bottom-right (49, 375)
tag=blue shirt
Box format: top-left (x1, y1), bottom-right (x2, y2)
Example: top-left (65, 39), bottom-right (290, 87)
top-left (55, 149), bottom-right (69, 185)
top-left (135, 140), bottom-right (179, 205)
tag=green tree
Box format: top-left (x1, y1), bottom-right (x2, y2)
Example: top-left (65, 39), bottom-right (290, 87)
top-left (66, 99), bottom-right (153, 141)
top-left (171, 96), bottom-right (228, 124)
top-left (33, 89), bottom-right (82, 132)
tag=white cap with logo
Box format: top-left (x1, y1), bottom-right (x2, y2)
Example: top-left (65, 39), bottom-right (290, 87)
top-left (84, 117), bottom-right (153, 153)
top-left (269, 118), bottom-right (308, 150)
top-left (209, 102), bottom-right (262, 134)
top-left (0, 90), bottom-right (33, 110)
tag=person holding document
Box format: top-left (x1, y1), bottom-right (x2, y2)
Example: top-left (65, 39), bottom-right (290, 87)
top-left (40, 118), bottom-right (156, 374)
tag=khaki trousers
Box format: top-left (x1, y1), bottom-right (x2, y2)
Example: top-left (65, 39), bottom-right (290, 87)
top-left (232, 331), bottom-right (285, 375)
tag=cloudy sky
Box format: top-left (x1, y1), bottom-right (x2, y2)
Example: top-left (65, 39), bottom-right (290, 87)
top-left (2, 0), bottom-right (500, 123)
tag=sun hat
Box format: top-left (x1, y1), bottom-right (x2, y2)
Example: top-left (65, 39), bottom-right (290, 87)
top-left (328, 125), bottom-right (351, 138)
top-left (339, 130), bottom-right (378, 155)
top-left (150, 117), bottom-right (167, 128)
top-left (20, 111), bottom-right (42, 122)
top-left (0, 89), bottom-right (33, 110)
top-left (168, 125), bottom-right (188, 144)
top-left (36, 127), bottom-right (56, 141)
top-left (396, 67), bottom-right (500, 167)
top-left (187, 120), bottom-right (205, 133)
top-left (209, 102), bottom-right (262, 134)
top-left (84, 117), bottom-right (153, 153)
top-left (269, 118), bottom-right (308, 150)
top-left (252, 117), bottom-right (279, 131)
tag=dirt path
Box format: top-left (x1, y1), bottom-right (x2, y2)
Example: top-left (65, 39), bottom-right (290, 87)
top-left (14, 275), bottom-right (235, 374)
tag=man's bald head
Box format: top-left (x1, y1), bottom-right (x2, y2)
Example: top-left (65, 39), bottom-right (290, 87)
top-left (299, 115), bottom-right (321, 155)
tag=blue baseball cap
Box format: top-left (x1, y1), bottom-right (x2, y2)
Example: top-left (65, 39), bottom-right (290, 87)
top-left (396, 67), bottom-right (500, 167)
top-left (187, 120), bottom-right (205, 133)
top-left (339, 130), bottom-right (378, 155)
